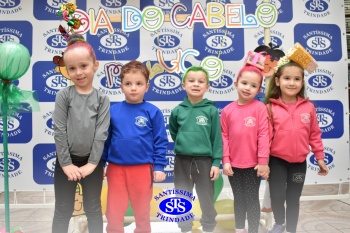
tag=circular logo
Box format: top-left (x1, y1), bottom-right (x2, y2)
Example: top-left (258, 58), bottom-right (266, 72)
top-left (308, 74), bottom-right (332, 88)
top-left (159, 197), bottom-right (192, 216)
top-left (307, 36), bottom-right (331, 50)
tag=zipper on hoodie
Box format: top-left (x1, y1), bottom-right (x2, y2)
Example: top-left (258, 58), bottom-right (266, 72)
top-left (292, 112), bottom-right (296, 163)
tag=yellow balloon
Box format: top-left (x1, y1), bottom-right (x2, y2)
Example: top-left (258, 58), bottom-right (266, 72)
top-left (191, 198), bottom-right (202, 230)
top-left (150, 186), bottom-right (165, 217)
top-left (101, 184), bottom-right (108, 215)
top-left (214, 199), bottom-right (235, 230)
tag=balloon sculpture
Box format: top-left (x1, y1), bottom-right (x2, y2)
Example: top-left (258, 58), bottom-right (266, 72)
top-left (0, 41), bottom-right (39, 233)
top-left (57, 3), bottom-right (83, 38)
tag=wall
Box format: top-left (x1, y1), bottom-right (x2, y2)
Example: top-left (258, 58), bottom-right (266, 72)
top-left (0, 0), bottom-right (349, 191)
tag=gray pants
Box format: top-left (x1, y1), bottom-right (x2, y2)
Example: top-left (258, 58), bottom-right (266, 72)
top-left (174, 154), bottom-right (217, 232)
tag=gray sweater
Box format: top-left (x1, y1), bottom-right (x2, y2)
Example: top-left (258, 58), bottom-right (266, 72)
top-left (53, 86), bottom-right (110, 167)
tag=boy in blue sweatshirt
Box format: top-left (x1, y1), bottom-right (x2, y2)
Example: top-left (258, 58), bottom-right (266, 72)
top-left (169, 66), bottom-right (223, 233)
top-left (102, 60), bottom-right (168, 233)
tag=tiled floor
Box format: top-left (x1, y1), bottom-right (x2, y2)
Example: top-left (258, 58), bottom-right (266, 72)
top-left (1, 183), bottom-right (350, 233)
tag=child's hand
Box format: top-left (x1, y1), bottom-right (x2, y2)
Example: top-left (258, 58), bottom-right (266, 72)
top-left (103, 166), bottom-right (107, 177)
top-left (153, 171), bottom-right (166, 182)
top-left (223, 163), bottom-right (233, 176)
top-left (254, 164), bottom-right (269, 179)
top-left (210, 166), bottom-right (220, 181)
top-left (79, 163), bottom-right (97, 178)
top-left (317, 159), bottom-right (329, 176)
top-left (62, 164), bottom-right (81, 181)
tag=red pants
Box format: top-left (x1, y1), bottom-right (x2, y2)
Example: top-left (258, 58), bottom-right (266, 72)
top-left (106, 164), bottom-right (153, 233)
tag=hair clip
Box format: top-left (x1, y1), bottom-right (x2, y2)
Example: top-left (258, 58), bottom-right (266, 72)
top-left (275, 42), bottom-right (318, 74)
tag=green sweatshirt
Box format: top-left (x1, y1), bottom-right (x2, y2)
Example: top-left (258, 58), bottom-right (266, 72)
top-left (169, 97), bottom-right (223, 167)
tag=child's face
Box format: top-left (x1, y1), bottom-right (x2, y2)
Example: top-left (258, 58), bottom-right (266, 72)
top-left (234, 71), bottom-right (261, 105)
top-left (182, 71), bottom-right (209, 103)
top-left (121, 70), bottom-right (149, 104)
top-left (64, 47), bottom-right (99, 93)
top-left (275, 66), bottom-right (304, 102)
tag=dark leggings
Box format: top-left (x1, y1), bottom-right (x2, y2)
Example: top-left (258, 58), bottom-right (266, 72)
top-left (269, 156), bottom-right (306, 233)
top-left (228, 167), bottom-right (261, 233)
top-left (52, 156), bottom-right (104, 233)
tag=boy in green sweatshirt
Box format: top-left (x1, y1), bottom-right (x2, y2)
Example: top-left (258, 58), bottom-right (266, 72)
top-left (169, 66), bottom-right (223, 233)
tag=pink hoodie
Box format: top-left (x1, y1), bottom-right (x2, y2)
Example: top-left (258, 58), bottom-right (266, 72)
top-left (268, 97), bottom-right (324, 163)
top-left (221, 100), bottom-right (270, 168)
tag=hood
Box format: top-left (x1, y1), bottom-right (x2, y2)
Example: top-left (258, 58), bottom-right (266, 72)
top-left (179, 96), bottom-right (215, 108)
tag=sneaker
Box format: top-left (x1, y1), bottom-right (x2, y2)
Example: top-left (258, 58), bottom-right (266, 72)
top-left (235, 229), bottom-right (247, 233)
top-left (261, 207), bottom-right (273, 212)
top-left (268, 224), bottom-right (285, 233)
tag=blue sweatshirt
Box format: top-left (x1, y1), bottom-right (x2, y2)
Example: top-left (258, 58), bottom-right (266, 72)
top-left (102, 100), bottom-right (168, 171)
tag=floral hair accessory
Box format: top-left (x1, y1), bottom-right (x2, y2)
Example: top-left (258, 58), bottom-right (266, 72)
top-left (244, 51), bottom-right (266, 71)
top-left (57, 3), bottom-right (83, 37)
top-left (275, 42), bottom-right (318, 74)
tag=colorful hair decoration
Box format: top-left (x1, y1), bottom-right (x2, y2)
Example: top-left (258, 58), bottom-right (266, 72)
top-left (57, 3), bottom-right (82, 37)
top-left (244, 51), bottom-right (266, 71)
top-left (254, 42), bottom-right (285, 62)
top-left (275, 42), bottom-right (318, 74)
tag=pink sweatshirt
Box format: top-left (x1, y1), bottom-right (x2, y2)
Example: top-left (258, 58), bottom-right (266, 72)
top-left (221, 100), bottom-right (270, 168)
top-left (268, 97), bottom-right (324, 163)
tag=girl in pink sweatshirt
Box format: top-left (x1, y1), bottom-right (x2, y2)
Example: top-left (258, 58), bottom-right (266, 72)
top-left (265, 60), bottom-right (328, 233)
top-left (221, 65), bottom-right (270, 233)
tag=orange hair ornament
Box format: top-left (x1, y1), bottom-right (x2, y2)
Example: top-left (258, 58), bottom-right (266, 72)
top-left (275, 42), bottom-right (318, 73)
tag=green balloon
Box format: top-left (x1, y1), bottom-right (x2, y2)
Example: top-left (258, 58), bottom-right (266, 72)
top-left (0, 41), bottom-right (30, 81)
top-left (213, 173), bottom-right (224, 202)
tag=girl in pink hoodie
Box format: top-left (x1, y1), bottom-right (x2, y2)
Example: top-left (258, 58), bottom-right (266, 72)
top-left (221, 64), bottom-right (270, 233)
top-left (265, 61), bottom-right (328, 233)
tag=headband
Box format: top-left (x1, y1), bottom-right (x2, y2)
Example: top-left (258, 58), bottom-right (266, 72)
top-left (275, 42), bottom-right (318, 74)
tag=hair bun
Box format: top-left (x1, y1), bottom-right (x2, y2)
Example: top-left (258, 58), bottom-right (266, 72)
top-left (67, 34), bottom-right (86, 46)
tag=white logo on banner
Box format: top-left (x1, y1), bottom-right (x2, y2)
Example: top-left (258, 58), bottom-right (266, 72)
top-left (42, 111), bottom-right (54, 136)
top-left (0, 152), bottom-right (22, 178)
top-left (306, 68), bottom-right (334, 94)
top-left (303, 0), bottom-right (331, 18)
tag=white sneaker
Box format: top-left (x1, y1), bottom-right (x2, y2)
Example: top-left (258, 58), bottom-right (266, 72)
top-left (235, 229), bottom-right (247, 233)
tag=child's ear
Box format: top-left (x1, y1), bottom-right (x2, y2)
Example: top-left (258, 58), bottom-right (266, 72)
top-left (94, 60), bottom-right (99, 72)
top-left (234, 81), bottom-right (238, 88)
top-left (274, 77), bottom-right (279, 86)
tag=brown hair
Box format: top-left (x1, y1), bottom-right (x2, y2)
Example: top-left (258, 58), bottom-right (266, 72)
top-left (120, 60), bottom-right (150, 82)
top-left (265, 61), bottom-right (305, 104)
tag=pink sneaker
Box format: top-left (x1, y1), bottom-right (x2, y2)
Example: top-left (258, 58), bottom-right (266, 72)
top-left (235, 229), bottom-right (247, 233)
